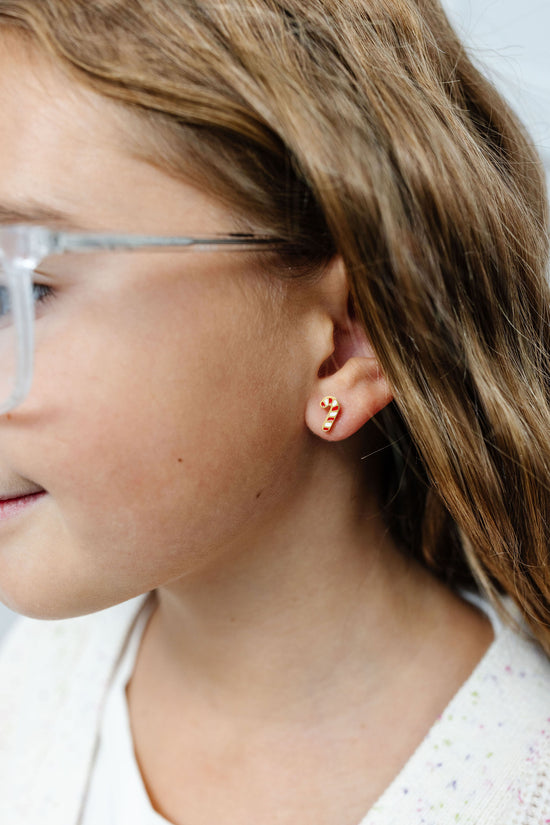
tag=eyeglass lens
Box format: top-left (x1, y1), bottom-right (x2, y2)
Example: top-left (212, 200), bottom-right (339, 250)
top-left (0, 263), bottom-right (26, 413)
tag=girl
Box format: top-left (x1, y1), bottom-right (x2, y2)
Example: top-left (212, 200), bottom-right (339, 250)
top-left (0, 1), bottom-right (548, 823)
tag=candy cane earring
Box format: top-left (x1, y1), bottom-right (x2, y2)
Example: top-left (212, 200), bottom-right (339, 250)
top-left (320, 396), bottom-right (340, 433)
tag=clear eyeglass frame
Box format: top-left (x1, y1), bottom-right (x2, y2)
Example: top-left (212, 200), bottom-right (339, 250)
top-left (0, 224), bottom-right (282, 415)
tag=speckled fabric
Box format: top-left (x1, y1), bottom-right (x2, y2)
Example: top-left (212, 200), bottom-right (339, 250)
top-left (360, 620), bottom-right (550, 824)
top-left (0, 593), bottom-right (549, 825)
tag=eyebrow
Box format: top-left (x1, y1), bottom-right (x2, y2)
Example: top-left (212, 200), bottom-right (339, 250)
top-left (0, 200), bottom-right (89, 230)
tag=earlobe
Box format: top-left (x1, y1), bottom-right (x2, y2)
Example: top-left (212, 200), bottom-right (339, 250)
top-left (306, 356), bottom-right (393, 441)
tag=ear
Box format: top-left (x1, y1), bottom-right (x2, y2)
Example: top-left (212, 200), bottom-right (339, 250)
top-left (305, 257), bottom-right (393, 442)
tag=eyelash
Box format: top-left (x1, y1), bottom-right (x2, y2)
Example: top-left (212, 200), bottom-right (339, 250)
top-left (32, 282), bottom-right (55, 305)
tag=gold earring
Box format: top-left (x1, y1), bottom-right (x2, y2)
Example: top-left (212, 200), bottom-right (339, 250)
top-left (320, 396), bottom-right (340, 433)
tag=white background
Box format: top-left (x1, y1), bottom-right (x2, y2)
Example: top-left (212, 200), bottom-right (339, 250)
top-left (443, 0), bottom-right (550, 180)
top-left (0, 0), bottom-right (549, 639)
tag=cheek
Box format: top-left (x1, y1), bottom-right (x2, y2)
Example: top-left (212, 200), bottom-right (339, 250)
top-left (23, 275), bottom-right (308, 586)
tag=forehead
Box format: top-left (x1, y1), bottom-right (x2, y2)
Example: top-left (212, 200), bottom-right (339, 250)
top-left (0, 32), bottom-right (227, 233)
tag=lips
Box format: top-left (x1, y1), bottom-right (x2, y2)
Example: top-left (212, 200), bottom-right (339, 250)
top-left (0, 490), bottom-right (46, 521)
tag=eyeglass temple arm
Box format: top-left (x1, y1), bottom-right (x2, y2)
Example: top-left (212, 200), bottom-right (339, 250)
top-left (51, 231), bottom-right (283, 254)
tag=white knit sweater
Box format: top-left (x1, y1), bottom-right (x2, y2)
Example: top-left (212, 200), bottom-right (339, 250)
top-left (0, 594), bottom-right (549, 825)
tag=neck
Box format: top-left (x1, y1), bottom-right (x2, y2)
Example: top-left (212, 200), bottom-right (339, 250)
top-left (134, 439), bottom-right (488, 724)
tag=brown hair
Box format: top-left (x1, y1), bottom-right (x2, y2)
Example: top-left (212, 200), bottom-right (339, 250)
top-left (1, 1), bottom-right (550, 647)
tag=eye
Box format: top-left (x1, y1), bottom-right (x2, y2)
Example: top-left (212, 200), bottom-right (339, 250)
top-left (0, 279), bottom-right (55, 327)
top-left (32, 282), bottom-right (54, 306)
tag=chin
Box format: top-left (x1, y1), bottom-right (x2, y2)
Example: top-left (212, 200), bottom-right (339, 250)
top-left (0, 565), bottom-right (149, 621)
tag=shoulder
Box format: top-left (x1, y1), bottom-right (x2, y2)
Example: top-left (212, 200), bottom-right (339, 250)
top-left (432, 617), bottom-right (550, 822)
top-left (369, 607), bottom-right (550, 825)
top-left (488, 622), bottom-right (550, 820)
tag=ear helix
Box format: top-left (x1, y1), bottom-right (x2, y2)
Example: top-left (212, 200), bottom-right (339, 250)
top-left (320, 396), bottom-right (340, 433)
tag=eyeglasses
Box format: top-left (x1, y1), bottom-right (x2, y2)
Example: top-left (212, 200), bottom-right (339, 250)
top-left (0, 224), bottom-right (282, 414)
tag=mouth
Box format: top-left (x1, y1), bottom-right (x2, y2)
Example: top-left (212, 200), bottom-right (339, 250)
top-left (0, 489), bottom-right (47, 521)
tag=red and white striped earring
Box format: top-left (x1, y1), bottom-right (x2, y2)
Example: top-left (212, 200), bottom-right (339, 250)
top-left (320, 396), bottom-right (340, 433)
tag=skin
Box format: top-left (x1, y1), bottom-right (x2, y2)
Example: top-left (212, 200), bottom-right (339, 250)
top-left (0, 36), bottom-right (494, 825)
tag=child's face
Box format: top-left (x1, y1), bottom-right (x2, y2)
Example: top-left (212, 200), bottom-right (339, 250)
top-left (0, 38), bottom-right (318, 618)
